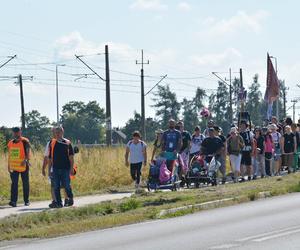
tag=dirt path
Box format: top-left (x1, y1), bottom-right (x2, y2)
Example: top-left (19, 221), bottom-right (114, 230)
top-left (0, 192), bottom-right (132, 219)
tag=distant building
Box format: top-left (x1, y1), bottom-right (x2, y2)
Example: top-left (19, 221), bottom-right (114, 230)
top-left (112, 128), bottom-right (127, 144)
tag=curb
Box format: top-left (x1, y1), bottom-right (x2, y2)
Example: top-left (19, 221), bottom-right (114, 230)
top-left (158, 197), bottom-right (235, 218)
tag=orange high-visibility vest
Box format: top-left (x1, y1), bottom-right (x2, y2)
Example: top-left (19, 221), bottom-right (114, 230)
top-left (7, 137), bottom-right (29, 172)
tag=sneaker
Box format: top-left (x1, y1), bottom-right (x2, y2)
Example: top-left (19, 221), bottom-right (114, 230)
top-left (239, 177), bottom-right (246, 183)
top-left (49, 202), bottom-right (62, 208)
top-left (221, 177), bottom-right (226, 185)
top-left (64, 199), bottom-right (74, 207)
top-left (24, 202), bottom-right (30, 206)
top-left (248, 176), bottom-right (252, 181)
top-left (8, 201), bottom-right (17, 207)
top-left (64, 199), bottom-right (69, 207)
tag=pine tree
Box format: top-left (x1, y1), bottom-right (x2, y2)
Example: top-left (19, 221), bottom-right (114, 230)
top-left (152, 85), bottom-right (181, 128)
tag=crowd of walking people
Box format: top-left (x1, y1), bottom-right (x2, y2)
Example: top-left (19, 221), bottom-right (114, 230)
top-left (125, 116), bottom-right (300, 189)
top-left (6, 115), bottom-right (300, 207)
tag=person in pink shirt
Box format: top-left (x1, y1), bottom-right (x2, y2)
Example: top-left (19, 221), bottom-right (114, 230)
top-left (262, 127), bottom-right (274, 176)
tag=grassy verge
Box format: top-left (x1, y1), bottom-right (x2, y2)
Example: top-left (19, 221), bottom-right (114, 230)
top-left (1, 173), bottom-right (300, 241)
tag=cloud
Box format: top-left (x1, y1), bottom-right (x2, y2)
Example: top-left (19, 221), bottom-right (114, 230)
top-left (130, 0), bottom-right (168, 11)
top-left (199, 10), bottom-right (270, 39)
top-left (54, 31), bottom-right (136, 61)
top-left (177, 2), bottom-right (191, 12)
top-left (191, 48), bottom-right (242, 67)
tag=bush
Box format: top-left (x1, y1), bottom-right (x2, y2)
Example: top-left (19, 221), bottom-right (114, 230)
top-left (119, 199), bottom-right (141, 212)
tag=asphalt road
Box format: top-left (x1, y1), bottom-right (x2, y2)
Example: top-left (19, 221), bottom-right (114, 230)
top-left (2, 193), bottom-right (300, 250)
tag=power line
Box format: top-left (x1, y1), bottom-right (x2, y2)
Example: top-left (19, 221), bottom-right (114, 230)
top-left (0, 55), bottom-right (17, 69)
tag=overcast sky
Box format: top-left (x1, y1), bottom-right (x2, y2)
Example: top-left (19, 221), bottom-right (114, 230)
top-left (0, 0), bottom-right (299, 127)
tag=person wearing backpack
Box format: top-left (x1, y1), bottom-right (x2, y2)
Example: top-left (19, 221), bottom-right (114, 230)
top-left (281, 125), bottom-right (297, 174)
top-left (239, 121), bottom-right (254, 181)
top-left (48, 126), bottom-right (75, 208)
top-left (263, 127), bottom-right (274, 177)
top-left (125, 131), bottom-right (147, 190)
top-left (291, 123), bottom-right (300, 172)
top-left (270, 124), bottom-right (282, 175)
top-left (7, 127), bottom-right (31, 207)
top-left (253, 127), bottom-right (266, 179)
top-left (227, 127), bottom-right (244, 183)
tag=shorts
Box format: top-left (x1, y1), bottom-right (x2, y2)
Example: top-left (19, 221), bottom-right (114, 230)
top-left (274, 148), bottom-right (281, 161)
top-left (241, 151), bottom-right (252, 166)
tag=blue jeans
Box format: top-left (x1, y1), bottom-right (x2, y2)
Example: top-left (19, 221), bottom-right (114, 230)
top-left (53, 168), bottom-right (73, 205)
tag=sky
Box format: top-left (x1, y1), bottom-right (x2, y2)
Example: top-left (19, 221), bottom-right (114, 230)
top-left (0, 0), bottom-right (300, 128)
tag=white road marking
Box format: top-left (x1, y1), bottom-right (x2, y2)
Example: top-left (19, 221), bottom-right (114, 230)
top-left (253, 228), bottom-right (300, 242)
top-left (210, 243), bottom-right (241, 249)
top-left (236, 225), bottom-right (300, 242)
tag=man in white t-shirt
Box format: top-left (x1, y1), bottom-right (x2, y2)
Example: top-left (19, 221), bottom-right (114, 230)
top-left (125, 131), bottom-right (147, 189)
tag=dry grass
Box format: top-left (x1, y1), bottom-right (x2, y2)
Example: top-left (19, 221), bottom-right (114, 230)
top-left (0, 146), bottom-right (150, 204)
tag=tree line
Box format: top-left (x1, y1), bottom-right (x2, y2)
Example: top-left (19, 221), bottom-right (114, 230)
top-left (0, 74), bottom-right (287, 148)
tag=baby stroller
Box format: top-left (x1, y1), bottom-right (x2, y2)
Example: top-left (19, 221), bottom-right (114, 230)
top-left (147, 152), bottom-right (181, 191)
top-left (186, 154), bottom-right (221, 188)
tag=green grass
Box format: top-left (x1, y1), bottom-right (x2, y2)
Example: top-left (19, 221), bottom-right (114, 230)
top-left (1, 172), bottom-right (300, 241)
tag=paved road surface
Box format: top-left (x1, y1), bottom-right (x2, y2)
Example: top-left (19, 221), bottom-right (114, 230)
top-left (3, 193), bottom-right (300, 250)
top-left (0, 192), bottom-right (132, 220)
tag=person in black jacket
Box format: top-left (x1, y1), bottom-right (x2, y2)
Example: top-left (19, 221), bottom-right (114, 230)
top-left (281, 125), bottom-right (297, 174)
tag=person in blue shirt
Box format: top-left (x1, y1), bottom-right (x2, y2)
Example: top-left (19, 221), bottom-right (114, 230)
top-left (161, 119), bottom-right (182, 172)
top-left (161, 119), bottom-right (182, 154)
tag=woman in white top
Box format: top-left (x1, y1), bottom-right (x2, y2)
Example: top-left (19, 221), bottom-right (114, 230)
top-left (125, 131), bottom-right (147, 189)
top-left (190, 126), bottom-right (205, 159)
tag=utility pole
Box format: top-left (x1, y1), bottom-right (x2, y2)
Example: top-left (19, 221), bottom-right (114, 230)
top-left (240, 68), bottom-right (244, 112)
top-left (55, 64), bottom-right (65, 125)
top-left (229, 68), bottom-right (233, 124)
top-left (105, 45), bottom-right (112, 146)
top-left (18, 74), bottom-right (25, 131)
top-left (75, 47), bottom-right (111, 146)
top-left (283, 84), bottom-right (288, 118)
top-left (291, 100), bottom-right (298, 122)
top-left (136, 50), bottom-right (149, 140)
top-left (211, 69), bottom-right (234, 124)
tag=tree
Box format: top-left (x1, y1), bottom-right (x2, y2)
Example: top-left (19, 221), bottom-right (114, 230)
top-left (122, 112), bottom-right (160, 142)
top-left (152, 85), bottom-right (181, 128)
top-left (23, 110), bottom-right (51, 147)
top-left (209, 81), bottom-right (231, 133)
top-left (181, 88), bottom-right (207, 133)
top-left (272, 79), bottom-right (286, 120)
top-left (61, 101), bottom-right (105, 144)
top-left (245, 74), bottom-right (264, 126)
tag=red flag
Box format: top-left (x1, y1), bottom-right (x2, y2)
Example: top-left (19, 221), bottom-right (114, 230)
top-left (264, 53), bottom-right (279, 103)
